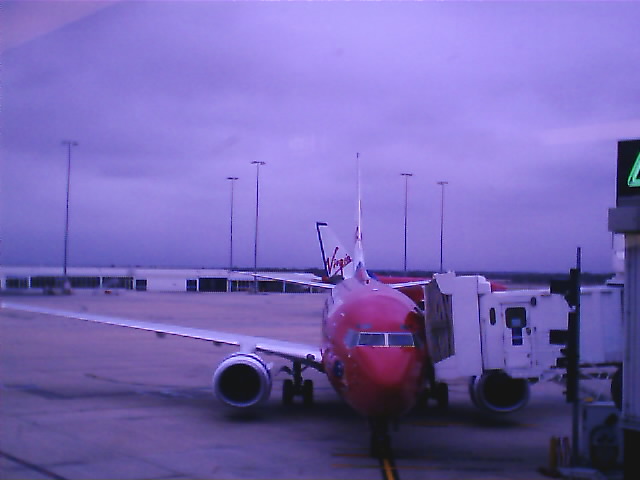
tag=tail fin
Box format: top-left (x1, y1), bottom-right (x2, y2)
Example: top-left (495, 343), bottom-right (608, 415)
top-left (316, 153), bottom-right (370, 283)
top-left (353, 152), bottom-right (370, 282)
top-left (316, 222), bottom-right (355, 279)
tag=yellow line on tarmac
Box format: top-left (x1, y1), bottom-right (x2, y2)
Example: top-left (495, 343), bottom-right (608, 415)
top-left (380, 456), bottom-right (397, 480)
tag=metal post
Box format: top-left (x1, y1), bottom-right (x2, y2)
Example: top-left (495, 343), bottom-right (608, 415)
top-left (226, 177), bottom-right (238, 271)
top-left (437, 181), bottom-right (448, 272)
top-left (572, 247), bottom-right (582, 465)
top-left (401, 173), bottom-right (413, 273)
top-left (61, 140), bottom-right (78, 290)
top-left (251, 161), bottom-right (265, 293)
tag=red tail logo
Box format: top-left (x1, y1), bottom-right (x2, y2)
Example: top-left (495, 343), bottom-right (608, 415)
top-left (326, 247), bottom-right (353, 277)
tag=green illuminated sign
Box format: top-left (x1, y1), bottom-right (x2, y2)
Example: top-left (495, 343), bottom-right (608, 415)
top-left (627, 152), bottom-right (640, 187)
top-left (617, 139), bottom-right (640, 206)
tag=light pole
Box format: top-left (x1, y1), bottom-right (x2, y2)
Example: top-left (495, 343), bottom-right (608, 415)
top-left (226, 177), bottom-right (238, 271)
top-left (251, 161), bottom-right (266, 293)
top-left (401, 173), bottom-right (413, 273)
top-left (437, 181), bottom-right (448, 273)
top-left (62, 140), bottom-right (78, 290)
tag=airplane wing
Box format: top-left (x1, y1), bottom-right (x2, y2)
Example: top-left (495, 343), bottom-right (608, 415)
top-left (387, 279), bottom-right (432, 289)
top-left (243, 272), bottom-right (430, 290)
top-left (238, 272), bottom-right (335, 290)
top-left (1, 302), bottom-right (323, 370)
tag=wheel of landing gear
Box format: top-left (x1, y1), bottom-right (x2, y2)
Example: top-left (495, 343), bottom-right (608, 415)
top-left (369, 432), bottom-right (391, 458)
top-left (302, 379), bottom-right (314, 406)
top-left (436, 382), bottom-right (449, 410)
top-left (282, 379), bottom-right (294, 406)
top-left (368, 419), bottom-right (391, 458)
top-left (414, 388), bottom-right (429, 409)
top-left (611, 366), bottom-right (622, 410)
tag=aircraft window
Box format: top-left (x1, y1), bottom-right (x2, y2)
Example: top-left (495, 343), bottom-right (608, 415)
top-left (356, 332), bottom-right (418, 347)
top-left (357, 332), bottom-right (386, 347)
top-left (344, 329), bottom-right (358, 348)
top-left (411, 333), bottom-right (424, 349)
top-left (387, 333), bottom-right (415, 347)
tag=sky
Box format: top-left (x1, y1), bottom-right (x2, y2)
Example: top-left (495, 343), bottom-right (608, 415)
top-left (2, 0), bottom-right (639, 274)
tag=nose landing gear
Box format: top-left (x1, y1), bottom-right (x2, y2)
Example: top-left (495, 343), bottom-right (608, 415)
top-left (281, 361), bottom-right (314, 406)
top-left (369, 417), bottom-right (392, 458)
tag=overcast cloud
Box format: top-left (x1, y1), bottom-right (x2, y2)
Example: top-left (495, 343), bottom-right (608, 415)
top-left (2, 0), bottom-right (639, 274)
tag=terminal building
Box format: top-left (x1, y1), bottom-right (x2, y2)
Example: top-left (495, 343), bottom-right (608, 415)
top-left (0, 266), bottom-right (321, 293)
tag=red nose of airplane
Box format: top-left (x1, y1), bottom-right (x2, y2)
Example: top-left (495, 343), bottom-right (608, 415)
top-left (349, 347), bottom-right (422, 417)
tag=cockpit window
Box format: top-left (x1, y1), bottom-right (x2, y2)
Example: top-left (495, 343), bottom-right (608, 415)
top-left (357, 332), bottom-right (386, 346)
top-left (387, 333), bottom-right (415, 347)
top-left (356, 332), bottom-right (416, 347)
top-left (344, 329), bottom-right (358, 348)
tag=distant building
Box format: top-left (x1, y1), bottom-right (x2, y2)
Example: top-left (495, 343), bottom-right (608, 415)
top-left (0, 266), bottom-right (320, 293)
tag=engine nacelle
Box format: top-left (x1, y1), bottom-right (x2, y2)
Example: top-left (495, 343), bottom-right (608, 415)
top-left (212, 353), bottom-right (272, 408)
top-left (468, 371), bottom-right (530, 414)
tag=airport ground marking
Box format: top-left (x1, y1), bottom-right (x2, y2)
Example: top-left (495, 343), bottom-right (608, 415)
top-left (380, 456), bottom-right (399, 480)
top-left (0, 451), bottom-right (68, 480)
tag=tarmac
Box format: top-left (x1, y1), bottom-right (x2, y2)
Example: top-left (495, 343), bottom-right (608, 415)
top-left (0, 290), bottom-right (606, 479)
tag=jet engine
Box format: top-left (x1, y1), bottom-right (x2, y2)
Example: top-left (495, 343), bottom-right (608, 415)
top-left (468, 371), bottom-right (530, 414)
top-left (212, 353), bottom-right (272, 408)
